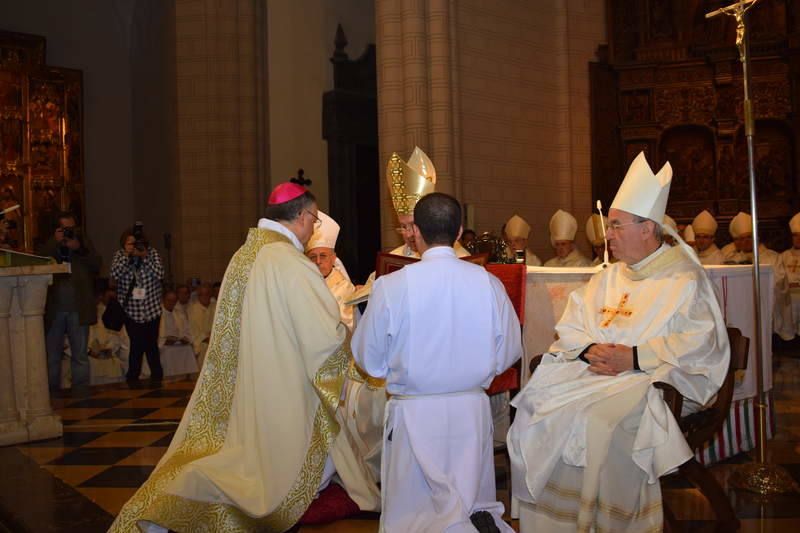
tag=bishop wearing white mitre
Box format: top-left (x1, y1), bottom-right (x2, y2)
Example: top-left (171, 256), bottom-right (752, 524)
top-left (723, 211), bottom-right (794, 341)
top-left (306, 211), bottom-right (355, 331)
top-left (544, 209), bottom-right (592, 267)
top-left (691, 210), bottom-right (724, 264)
top-left (508, 151), bottom-right (729, 533)
top-left (781, 213), bottom-right (800, 337)
top-left (504, 214), bottom-right (542, 266)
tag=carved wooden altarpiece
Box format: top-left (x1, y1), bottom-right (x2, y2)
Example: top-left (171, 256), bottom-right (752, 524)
top-left (591, 0), bottom-right (799, 250)
top-left (0, 30), bottom-right (84, 251)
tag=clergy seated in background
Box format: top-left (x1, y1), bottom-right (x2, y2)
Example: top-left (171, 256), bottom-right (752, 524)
top-left (723, 211), bottom-right (794, 341)
top-left (187, 284), bottom-right (215, 367)
top-left (508, 152), bottom-right (729, 533)
top-left (586, 213), bottom-right (614, 265)
top-left (683, 223), bottom-right (696, 249)
top-left (353, 192), bottom-right (523, 533)
top-left (157, 289), bottom-right (198, 377)
top-left (691, 209), bottom-right (723, 265)
top-left (782, 212), bottom-right (800, 337)
top-left (505, 214), bottom-right (542, 266)
top-left (174, 283), bottom-right (191, 319)
top-left (109, 183), bottom-right (374, 533)
top-left (86, 288), bottom-right (127, 384)
top-left (306, 211), bottom-right (355, 331)
top-left (544, 209), bottom-right (592, 267)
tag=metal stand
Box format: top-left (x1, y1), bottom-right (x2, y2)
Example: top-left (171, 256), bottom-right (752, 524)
top-left (707, 0), bottom-right (798, 495)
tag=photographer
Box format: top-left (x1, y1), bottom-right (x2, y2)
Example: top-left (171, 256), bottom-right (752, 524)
top-left (37, 212), bottom-right (102, 394)
top-left (110, 224), bottom-right (164, 384)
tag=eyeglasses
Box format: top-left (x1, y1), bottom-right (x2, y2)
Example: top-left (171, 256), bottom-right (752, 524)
top-left (306, 210), bottom-right (322, 228)
top-left (606, 220), bottom-right (644, 232)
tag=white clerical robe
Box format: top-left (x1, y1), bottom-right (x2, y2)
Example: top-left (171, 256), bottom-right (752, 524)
top-left (109, 220), bottom-right (352, 533)
top-left (508, 244), bottom-right (729, 533)
top-left (158, 307), bottom-right (198, 376)
top-left (353, 246), bottom-right (522, 533)
top-left (543, 248), bottom-right (592, 268)
top-left (325, 268), bottom-right (355, 331)
top-left (781, 248), bottom-right (800, 336)
top-left (188, 300), bottom-right (216, 366)
top-left (506, 247), bottom-right (542, 266)
top-left (723, 244), bottom-right (794, 340)
top-left (87, 302), bottom-right (126, 384)
top-left (697, 243), bottom-right (724, 265)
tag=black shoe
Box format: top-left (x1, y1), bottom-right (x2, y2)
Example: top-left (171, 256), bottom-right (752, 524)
top-left (126, 378), bottom-right (144, 389)
top-left (470, 511), bottom-right (500, 533)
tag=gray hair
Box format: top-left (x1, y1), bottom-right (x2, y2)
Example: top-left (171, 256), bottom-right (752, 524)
top-left (632, 214), bottom-right (664, 243)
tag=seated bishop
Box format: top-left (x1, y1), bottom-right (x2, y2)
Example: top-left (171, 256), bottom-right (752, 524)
top-left (723, 211), bottom-right (794, 341)
top-left (781, 213), bottom-right (800, 337)
top-left (504, 214), bottom-right (542, 266)
top-left (586, 214), bottom-right (614, 265)
top-left (692, 210), bottom-right (724, 265)
top-left (306, 211), bottom-right (355, 331)
top-left (507, 151), bottom-right (729, 533)
top-left (544, 209), bottom-right (592, 267)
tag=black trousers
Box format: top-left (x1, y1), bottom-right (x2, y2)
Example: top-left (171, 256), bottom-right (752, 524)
top-left (125, 315), bottom-right (163, 381)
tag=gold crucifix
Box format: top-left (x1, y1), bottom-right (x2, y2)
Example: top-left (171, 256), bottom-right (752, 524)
top-left (599, 293), bottom-right (634, 328)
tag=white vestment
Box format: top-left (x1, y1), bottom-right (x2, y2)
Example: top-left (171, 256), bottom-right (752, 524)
top-left (188, 300), bottom-right (216, 366)
top-left (506, 247), bottom-right (542, 267)
top-left (697, 243), bottom-right (724, 265)
top-left (780, 248), bottom-right (800, 336)
top-left (158, 307), bottom-right (198, 376)
top-left (543, 249), bottom-right (592, 268)
top-left (325, 268), bottom-right (355, 331)
top-left (87, 302), bottom-right (127, 384)
top-left (353, 246), bottom-right (522, 533)
top-left (723, 243), bottom-right (794, 340)
top-left (508, 244), bottom-right (729, 533)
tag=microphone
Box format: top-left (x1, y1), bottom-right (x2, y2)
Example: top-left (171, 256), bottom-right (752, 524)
top-left (596, 200), bottom-right (609, 266)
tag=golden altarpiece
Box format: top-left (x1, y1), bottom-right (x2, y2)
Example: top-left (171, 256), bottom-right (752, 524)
top-left (591, 0), bottom-right (799, 250)
top-left (0, 30), bottom-right (84, 252)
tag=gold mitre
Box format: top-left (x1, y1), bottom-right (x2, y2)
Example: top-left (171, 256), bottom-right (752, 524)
top-left (386, 146), bottom-right (436, 215)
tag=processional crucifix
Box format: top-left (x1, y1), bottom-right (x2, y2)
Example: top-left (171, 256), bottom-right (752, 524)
top-left (706, 0), bottom-right (798, 494)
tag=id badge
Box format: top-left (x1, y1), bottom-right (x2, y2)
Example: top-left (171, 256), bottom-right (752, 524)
top-left (132, 287), bottom-right (147, 300)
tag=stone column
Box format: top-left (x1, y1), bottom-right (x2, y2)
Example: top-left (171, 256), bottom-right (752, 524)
top-left (17, 275), bottom-right (61, 441)
top-left (0, 277), bottom-right (23, 445)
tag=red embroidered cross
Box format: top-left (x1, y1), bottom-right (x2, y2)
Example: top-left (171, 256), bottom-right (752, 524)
top-left (599, 293), bottom-right (634, 328)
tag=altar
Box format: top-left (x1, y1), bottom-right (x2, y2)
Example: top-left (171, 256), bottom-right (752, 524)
top-left (522, 264), bottom-right (774, 463)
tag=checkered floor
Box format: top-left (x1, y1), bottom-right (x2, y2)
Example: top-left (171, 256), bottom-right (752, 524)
top-left (4, 347), bottom-right (800, 532)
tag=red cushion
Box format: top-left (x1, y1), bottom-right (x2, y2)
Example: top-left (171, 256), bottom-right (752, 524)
top-left (297, 483), bottom-right (360, 526)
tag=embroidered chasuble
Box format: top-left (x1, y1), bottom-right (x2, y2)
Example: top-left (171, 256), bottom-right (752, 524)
top-left (508, 244), bottom-right (729, 533)
top-left (109, 227), bottom-right (350, 533)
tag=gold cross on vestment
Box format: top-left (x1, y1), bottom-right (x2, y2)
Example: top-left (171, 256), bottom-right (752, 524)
top-left (599, 293), bottom-right (634, 328)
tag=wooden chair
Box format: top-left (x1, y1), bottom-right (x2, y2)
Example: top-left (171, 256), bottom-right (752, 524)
top-left (657, 327), bottom-right (748, 533)
top-left (528, 327), bottom-right (749, 533)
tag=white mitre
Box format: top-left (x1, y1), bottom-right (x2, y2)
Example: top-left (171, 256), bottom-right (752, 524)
top-left (305, 211), bottom-right (339, 251)
top-left (585, 214), bottom-right (608, 246)
top-left (506, 215), bottom-right (530, 239)
top-left (663, 215), bottom-right (678, 233)
top-left (790, 212), bottom-right (800, 234)
top-left (692, 210), bottom-right (718, 235)
top-left (610, 151), bottom-right (672, 223)
top-left (549, 209), bottom-right (578, 246)
top-left (684, 224), bottom-right (695, 243)
top-left (729, 212), bottom-right (752, 238)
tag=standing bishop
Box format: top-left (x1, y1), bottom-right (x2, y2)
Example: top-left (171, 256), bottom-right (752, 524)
top-left (508, 151), bottom-right (729, 533)
top-left (544, 209), bottom-right (592, 267)
top-left (109, 183), bottom-right (356, 533)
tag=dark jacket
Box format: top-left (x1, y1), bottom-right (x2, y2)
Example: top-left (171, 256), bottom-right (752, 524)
top-left (37, 232), bottom-right (102, 327)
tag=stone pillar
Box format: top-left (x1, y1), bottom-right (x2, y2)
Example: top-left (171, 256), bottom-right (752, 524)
top-left (0, 265), bottom-right (65, 446)
top-left (0, 277), bottom-right (21, 444)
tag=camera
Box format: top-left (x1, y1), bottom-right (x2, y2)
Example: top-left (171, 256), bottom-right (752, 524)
top-left (60, 226), bottom-right (75, 240)
top-left (133, 221), bottom-right (146, 251)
